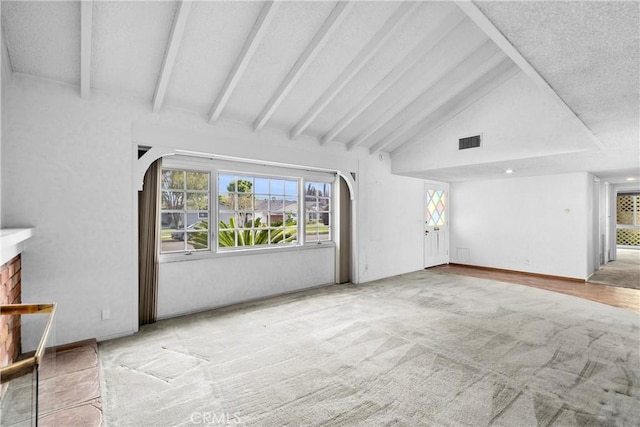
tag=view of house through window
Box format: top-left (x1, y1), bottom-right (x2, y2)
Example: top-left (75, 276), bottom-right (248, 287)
top-left (218, 174), bottom-right (299, 248)
top-left (160, 169), bottom-right (210, 253)
top-left (159, 165), bottom-right (334, 254)
top-left (305, 182), bottom-right (332, 242)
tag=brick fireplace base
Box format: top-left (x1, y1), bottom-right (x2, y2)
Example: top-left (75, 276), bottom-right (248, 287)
top-left (1, 254), bottom-right (22, 368)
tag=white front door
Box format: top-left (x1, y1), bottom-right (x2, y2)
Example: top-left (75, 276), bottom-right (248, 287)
top-left (424, 185), bottom-right (449, 268)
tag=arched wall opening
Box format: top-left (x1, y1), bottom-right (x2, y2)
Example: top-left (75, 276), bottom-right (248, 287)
top-left (135, 147), bottom-right (358, 322)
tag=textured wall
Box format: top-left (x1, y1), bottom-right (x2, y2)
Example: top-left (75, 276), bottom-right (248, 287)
top-left (450, 172), bottom-right (591, 279)
top-left (356, 152), bottom-right (426, 283)
top-left (3, 75), bottom-right (141, 351)
top-left (391, 73), bottom-right (599, 177)
top-left (1, 14), bottom-right (10, 229)
top-left (158, 247), bottom-right (335, 319)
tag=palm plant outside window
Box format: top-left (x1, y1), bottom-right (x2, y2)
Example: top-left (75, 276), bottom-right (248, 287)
top-left (158, 164), bottom-right (334, 255)
top-left (218, 174), bottom-right (299, 248)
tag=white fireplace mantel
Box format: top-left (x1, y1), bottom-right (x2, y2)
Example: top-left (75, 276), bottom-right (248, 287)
top-left (0, 228), bottom-right (35, 265)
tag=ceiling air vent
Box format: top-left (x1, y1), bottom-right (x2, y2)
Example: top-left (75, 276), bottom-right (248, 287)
top-left (458, 135), bottom-right (481, 150)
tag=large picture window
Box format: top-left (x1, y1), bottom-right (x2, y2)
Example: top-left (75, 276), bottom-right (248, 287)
top-left (160, 169), bottom-right (210, 253)
top-left (218, 174), bottom-right (299, 249)
top-left (158, 159), bottom-right (335, 256)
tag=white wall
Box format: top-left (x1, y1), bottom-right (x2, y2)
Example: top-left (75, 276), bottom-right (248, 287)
top-left (3, 74), bottom-right (426, 350)
top-left (158, 247), bottom-right (334, 319)
top-left (3, 75), bottom-right (143, 350)
top-left (450, 172), bottom-right (593, 280)
top-left (391, 72), bottom-right (599, 176)
top-left (356, 153), bottom-right (426, 283)
top-left (586, 175), bottom-right (597, 276)
top-left (601, 181), bottom-right (610, 263)
top-left (0, 20), bottom-right (10, 228)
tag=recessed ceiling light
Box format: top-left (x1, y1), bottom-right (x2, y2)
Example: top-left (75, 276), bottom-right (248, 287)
top-left (626, 177), bottom-right (638, 181)
top-left (505, 169), bottom-right (514, 174)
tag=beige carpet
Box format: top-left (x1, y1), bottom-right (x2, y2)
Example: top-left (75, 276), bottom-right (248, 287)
top-left (589, 248), bottom-right (640, 290)
top-left (99, 270), bottom-right (640, 426)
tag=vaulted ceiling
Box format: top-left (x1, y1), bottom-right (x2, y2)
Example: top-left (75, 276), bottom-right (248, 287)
top-left (2, 1), bottom-right (638, 183)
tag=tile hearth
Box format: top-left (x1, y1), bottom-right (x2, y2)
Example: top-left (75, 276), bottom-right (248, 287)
top-left (37, 340), bottom-right (102, 426)
top-left (1, 340), bottom-right (103, 427)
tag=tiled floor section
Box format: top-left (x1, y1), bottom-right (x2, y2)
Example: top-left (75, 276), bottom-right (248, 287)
top-left (0, 340), bottom-right (103, 426)
top-left (37, 341), bottom-right (103, 426)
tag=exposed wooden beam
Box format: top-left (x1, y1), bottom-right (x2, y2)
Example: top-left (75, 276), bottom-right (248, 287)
top-left (389, 59), bottom-right (520, 155)
top-left (454, 0), bottom-right (604, 150)
top-left (322, 9), bottom-right (467, 146)
top-left (369, 47), bottom-right (506, 154)
top-left (289, 2), bottom-right (418, 140)
top-left (152, 0), bottom-right (193, 113)
top-left (253, 1), bottom-right (353, 132)
top-left (209, 1), bottom-right (280, 123)
top-left (349, 40), bottom-right (500, 151)
top-left (80, 0), bottom-right (93, 99)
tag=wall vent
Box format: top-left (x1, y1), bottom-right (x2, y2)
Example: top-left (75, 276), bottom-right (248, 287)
top-left (458, 135), bottom-right (481, 150)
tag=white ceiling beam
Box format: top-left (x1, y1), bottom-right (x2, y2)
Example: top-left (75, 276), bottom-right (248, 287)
top-left (368, 47), bottom-right (506, 154)
top-left (208, 1), bottom-right (280, 123)
top-left (389, 59), bottom-right (520, 156)
top-left (1, 9), bottom-right (12, 130)
top-left (454, 0), bottom-right (604, 150)
top-left (152, 0), bottom-right (193, 113)
top-left (349, 40), bottom-right (500, 151)
top-left (322, 9), bottom-right (467, 146)
top-left (80, 0), bottom-right (93, 99)
top-left (1, 25), bottom-right (12, 82)
top-left (253, 1), bottom-right (353, 132)
top-left (289, 1), bottom-right (419, 140)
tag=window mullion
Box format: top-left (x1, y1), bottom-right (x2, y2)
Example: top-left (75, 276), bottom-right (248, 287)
top-left (299, 178), bottom-right (305, 245)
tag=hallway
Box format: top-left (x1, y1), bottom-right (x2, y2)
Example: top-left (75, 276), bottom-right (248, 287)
top-left (589, 248), bottom-right (640, 290)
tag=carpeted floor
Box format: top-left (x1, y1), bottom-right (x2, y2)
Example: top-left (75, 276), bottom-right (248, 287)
top-left (589, 248), bottom-right (640, 290)
top-left (99, 270), bottom-right (640, 426)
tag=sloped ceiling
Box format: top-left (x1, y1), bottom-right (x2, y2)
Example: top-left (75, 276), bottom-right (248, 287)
top-left (1, 1), bottom-right (638, 183)
top-left (455, 0), bottom-right (639, 184)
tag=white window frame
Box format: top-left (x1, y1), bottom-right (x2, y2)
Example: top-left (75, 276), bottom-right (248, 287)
top-left (216, 171), bottom-right (302, 251)
top-left (160, 168), bottom-right (211, 254)
top-left (158, 156), bottom-right (336, 262)
top-left (304, 181), bottom-right (333, 244)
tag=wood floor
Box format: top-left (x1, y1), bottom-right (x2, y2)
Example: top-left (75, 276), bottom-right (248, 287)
top-left (429, 264), bottom-right (640, 314)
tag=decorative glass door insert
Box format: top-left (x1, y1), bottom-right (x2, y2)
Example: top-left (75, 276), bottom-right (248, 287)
top-left (425, 189), bottom-right (446, 226)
